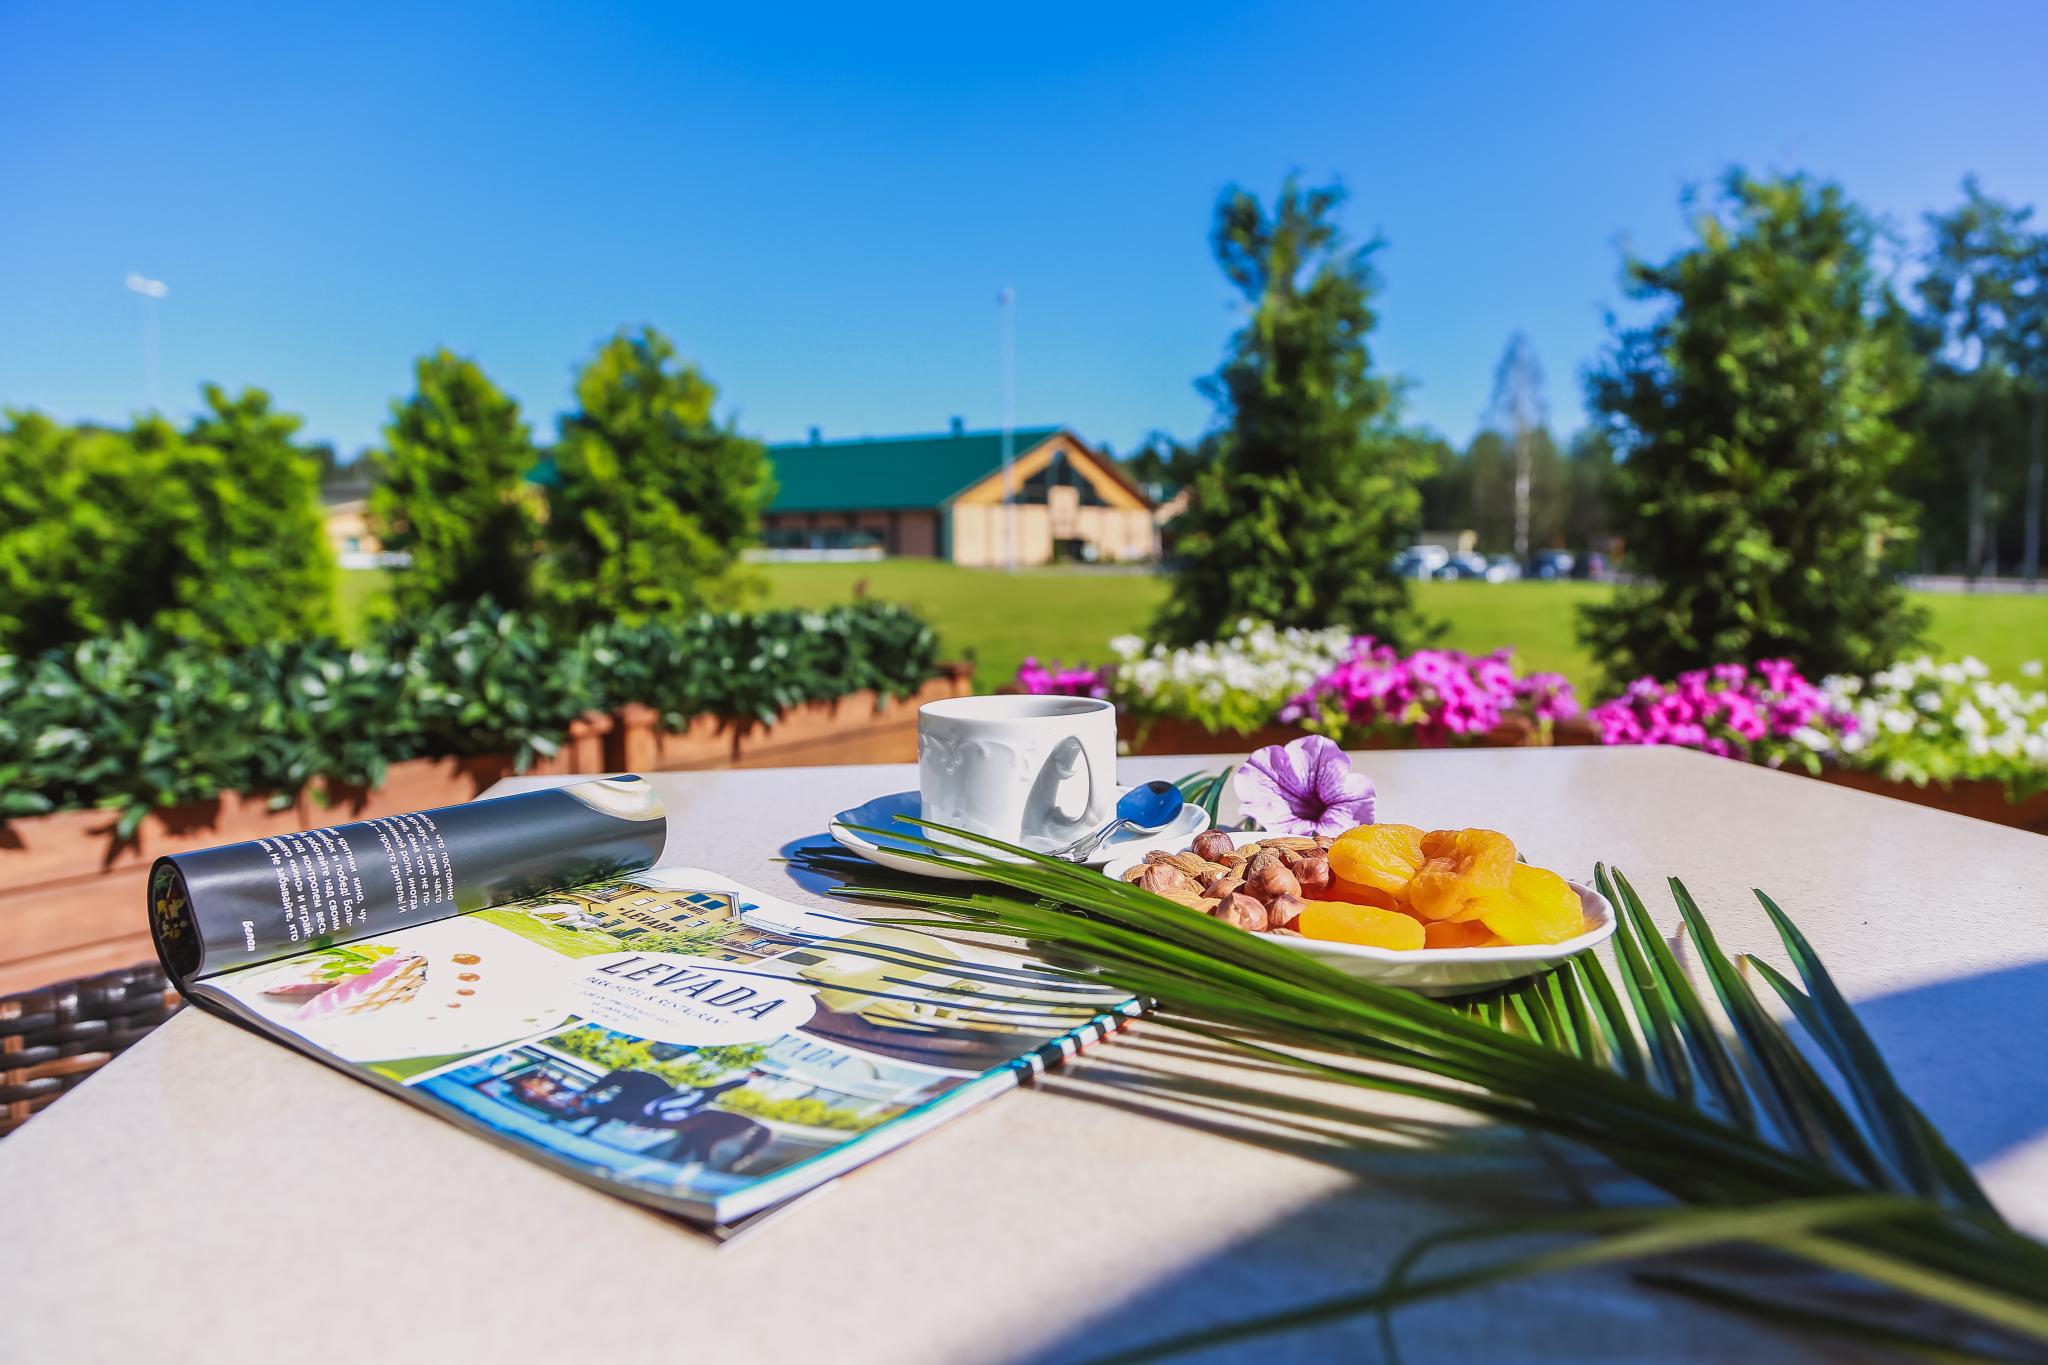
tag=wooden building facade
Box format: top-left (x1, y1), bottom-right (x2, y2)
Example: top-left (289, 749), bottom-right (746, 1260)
top-left (761, 424), bottom-right (1156, 565)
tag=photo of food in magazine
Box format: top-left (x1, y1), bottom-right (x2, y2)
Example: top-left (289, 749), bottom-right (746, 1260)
top-left (147, 778), bottom-right (1135, 1230)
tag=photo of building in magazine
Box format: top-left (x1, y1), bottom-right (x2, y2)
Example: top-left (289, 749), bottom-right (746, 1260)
top-left (147, 778), bottom-right (1135, 1230)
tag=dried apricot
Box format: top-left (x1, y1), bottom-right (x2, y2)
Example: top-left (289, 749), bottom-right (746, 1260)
top-left (1407, 829), bottom-right (1517, 921)
top-left (1298, 899), bottom-right (1426, 951)
top-left (1327, 824), bottom-right (1425, 898)
top-left (1422, 918), bottom-right (1494, 949)
top-left (1324, 876), bottom-right (1401, 911)
top-left (1477, 863), bottom-right (1586, 946)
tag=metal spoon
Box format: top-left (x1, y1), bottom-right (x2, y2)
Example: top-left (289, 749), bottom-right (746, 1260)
top-left (1047, 780), bottom-right (1185, 862)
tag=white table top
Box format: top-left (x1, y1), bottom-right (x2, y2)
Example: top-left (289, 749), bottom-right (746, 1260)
top-left (3, 747), bottom-right (2044, 1364)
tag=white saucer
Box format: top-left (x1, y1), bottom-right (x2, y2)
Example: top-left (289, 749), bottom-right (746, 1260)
top-left (830, 789), bottom-right (1213, 883)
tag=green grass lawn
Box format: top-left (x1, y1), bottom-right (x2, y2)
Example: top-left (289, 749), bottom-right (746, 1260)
top-left (759, 563), bottom-right (2048, 695)
top-left (334, 567), bottom-right (390, 643)
top-left (759, 561), bottom-right (1168, 687)
top-left (338, 562), bottom-right (2048, 697)
top-left (1914, 592), bottom-right (2048, 680)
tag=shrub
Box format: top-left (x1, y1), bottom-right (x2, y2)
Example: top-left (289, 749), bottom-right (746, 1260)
top-left (0, 652), bottom-right (49, 819)
top-left (369, 351), bottom-right (545, 616)
top-left (379, 602), bottom-right (600, 769)
top-left (1580, 171), bottom-right (1926, 683)
top-left (238, 637), bottom-right (409, 797)
top-left (0, 391), bottom-right (334, 657)
top-left (0, 600), bottom-right (946, 830)
top-left (585, 602), bottom-right (942, 727)
top-left (540, 328), bottom-right (775, 629)
top-left (7, 629), bottom-right (276, 835)
top-left (173, 386), bottom-right (337, 648)
top-left (0, 415), bottom-right (172, 656)
top-left (1154, 180), bottom-right (1433, 648)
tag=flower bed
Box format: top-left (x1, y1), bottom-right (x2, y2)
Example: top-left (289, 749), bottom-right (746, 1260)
top-left (1588, 655), bottom-right (2048, 831)
top-left (1825, 656), bottom-right (2048, 799)
top-left (1586, 659), bottom-right (1855, 772)
top-left (1017, 618), bottom-right (1584, 754)
top-left (1020, 626), bottom-right (2048, 830)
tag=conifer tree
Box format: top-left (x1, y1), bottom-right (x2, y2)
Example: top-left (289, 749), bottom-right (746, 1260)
top-left (1155, 180), bottom-right (1432, 646)
top-left (1581, 171), bottom-right (1925, 683)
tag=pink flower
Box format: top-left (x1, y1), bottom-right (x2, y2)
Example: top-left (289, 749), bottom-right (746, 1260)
top-left (1013, 657), bottom-right (1108, 700)
top-left (1591, 658), bottom-right (1846, 765)
top-left (1234, 735), bottom-right (1376, 837)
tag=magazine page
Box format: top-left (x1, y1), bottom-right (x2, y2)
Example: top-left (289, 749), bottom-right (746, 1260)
top-left (148, 777), bottom-right (667, 987)
top-left (186, 864), bottom-right (1135, 1226)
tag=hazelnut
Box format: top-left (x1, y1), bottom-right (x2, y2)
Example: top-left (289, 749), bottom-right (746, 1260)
top-left (1212, 892), bottom-right (1269, 932)
top-left (1290, 851), bottom-right (1332, 896)
top-left (1191, 830), bottom-right (1237, 863)
top-left (1243, 857), bottom-right (1302, 904)
top-left (1137, 864), bottom-right (1199, 898)
top-left (1200, 872), bottom-right (1244, 900)
top-left (1265, 893), bottom-right (1307, 931)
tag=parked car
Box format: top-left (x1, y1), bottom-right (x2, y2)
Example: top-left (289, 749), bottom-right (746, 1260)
top-left (1483, 555), bottom-right (1522, 583)
top-left (1528, 550), bottom-right (1575, 581)
top-left (1393, 545), bottom-right (1450, 579)
top-left (1433, 552), bottom-right (1491, 581)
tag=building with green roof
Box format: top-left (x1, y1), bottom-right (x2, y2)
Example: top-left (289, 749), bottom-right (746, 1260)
top-left (761, 421), bottom-right (1157, 565)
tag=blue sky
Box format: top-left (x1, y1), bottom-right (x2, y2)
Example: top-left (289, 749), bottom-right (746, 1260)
top-left (3, 1), bottom-right (2045, 460)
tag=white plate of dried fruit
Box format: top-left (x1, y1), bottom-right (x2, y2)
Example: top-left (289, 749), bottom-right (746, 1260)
top-left (1101, 826), bottom-right (1615, 997)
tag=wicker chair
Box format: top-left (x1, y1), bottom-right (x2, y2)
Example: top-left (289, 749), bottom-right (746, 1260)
top-left (0, 964), bottom-right (183, 1136)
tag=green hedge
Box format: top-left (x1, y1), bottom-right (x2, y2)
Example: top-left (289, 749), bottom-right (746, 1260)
top-left (0, 601), bottom-right (941, 835)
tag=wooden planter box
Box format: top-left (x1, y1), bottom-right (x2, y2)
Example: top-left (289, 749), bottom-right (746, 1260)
top-left (0, 673), bottom-right (969, 996)
top-left (1813, 768), bottom-right (2048, 836)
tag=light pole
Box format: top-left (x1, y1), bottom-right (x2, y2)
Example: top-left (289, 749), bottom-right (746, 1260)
top-left (125, 272), bottom-right (168, 411)
top-left (998, 286), bottom-right (1016, 572)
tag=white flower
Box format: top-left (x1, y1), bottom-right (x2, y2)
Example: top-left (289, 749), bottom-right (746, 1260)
top-left (1791, 726), bottom-right (1835, 752)
top-left (2023, 660), bottom-right (2043, 680)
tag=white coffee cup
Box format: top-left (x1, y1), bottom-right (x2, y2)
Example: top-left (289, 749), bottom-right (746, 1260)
top-left (918, 695), bottom-right (1116, 851)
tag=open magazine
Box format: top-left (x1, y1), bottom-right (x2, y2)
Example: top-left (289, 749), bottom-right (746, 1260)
top-left (147, 777), bottom-right (1135, 1232)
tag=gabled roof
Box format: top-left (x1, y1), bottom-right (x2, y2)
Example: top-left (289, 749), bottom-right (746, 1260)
top-left (766, 426), bottom-right (1065, 513)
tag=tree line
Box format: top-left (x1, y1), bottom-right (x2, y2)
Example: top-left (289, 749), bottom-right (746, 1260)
top-left (0, 328), bottom-right (774, 658)
top-left (1132, 176), bottom-right (2047, 587)
top-left (5, 167), bottom-right (2039, 689)
top-left (1145, 168), bottom-right (2045, 685)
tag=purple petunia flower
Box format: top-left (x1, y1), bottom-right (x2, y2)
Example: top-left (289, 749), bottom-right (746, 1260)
top-left (1233, 734), bottom-right (1376, 837)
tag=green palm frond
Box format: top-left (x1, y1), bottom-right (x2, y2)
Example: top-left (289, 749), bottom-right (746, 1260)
top-left (1171, 764), bottom-right (1237, 827)
top-left (796, 818), bottom-right (2048, 1361)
